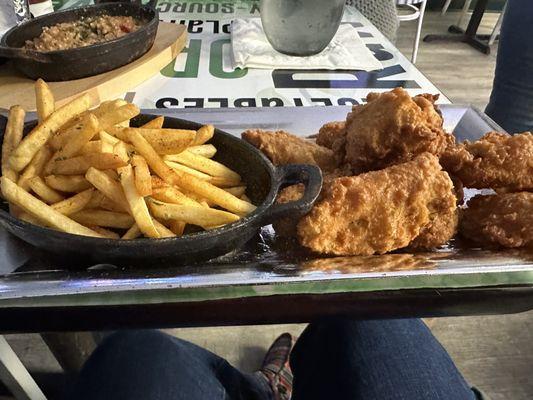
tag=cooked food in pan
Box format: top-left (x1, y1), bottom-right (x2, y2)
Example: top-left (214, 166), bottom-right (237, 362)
top-left (1, 79), bottom-right (254, 240)
top-left (243, 87), bottom-right (532, 255)
top-left (24, 15), bottom-right (143, 52)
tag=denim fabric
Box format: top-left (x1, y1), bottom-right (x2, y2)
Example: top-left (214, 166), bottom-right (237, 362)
top-left (290, 319), bottom-right (477, 400)
top-left (485, 0), bottom-right (533, 133)
top-left (68, 319), bottom-right (478, 400)
top-left (67, 330), bottom-right (272, 400)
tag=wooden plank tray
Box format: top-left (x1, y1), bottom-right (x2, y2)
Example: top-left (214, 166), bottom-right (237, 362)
top-left (0, 22), bottom-right (186, 110)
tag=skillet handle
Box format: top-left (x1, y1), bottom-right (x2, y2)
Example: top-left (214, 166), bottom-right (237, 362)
top-left (261, 164), bottom-right (323, 223)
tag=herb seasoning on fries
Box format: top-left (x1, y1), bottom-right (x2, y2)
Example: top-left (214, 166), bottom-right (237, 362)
top-left (0, 79), bottom-right (255, 239)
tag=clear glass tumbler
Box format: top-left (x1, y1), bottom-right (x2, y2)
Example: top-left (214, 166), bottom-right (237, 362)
top-left (260, 0), bottom-right (345, 56)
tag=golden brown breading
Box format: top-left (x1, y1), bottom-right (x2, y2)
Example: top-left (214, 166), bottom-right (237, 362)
top-left (344, 88), bottom-right (453, 172)
top-left (440, 131), bottom-right (533, 190)
top-left (316, 121), bottom-right (346, 149)
top-left (460, 192), bottom-right (533, 248)
top-left (272, 184), bottom-right (305, 238)
top-left (409, 207), bottom-right (458, 250)
top-left (297, 153), bottom-right (456, 255)
top-left (242, 129), bottom-right (340, 172)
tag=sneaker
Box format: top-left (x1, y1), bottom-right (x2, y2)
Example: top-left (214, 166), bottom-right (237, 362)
top-left (256, 333), bottom-right (294, 400)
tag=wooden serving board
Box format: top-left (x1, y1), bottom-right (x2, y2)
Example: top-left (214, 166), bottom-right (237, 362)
top-left (0, 22), bottom-right (186, 110)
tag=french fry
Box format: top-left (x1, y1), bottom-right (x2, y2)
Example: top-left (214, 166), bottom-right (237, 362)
top-left (28, 176), bottom-right (65, 204)
top-left (141, 116), bottom-right (164, 129)
top-left (111, 127), bottom-right (195, 155)
top-left (86, 225), bottom-right (120, 239)
top-left (98, 103), bottom-right (139, 130)
top-left (153, 219), bottom-right (176, 238)
top-left (118, 165), bottom-right (160, 238)
top-left (49, 114), bottom-right (100, 152)
top-left (85, 167), bottom-right (129, 210)
top-left (150, 175), bottom-right (166, 189)
top-left (79, 140), bottom-right (105, 155)
top-left (113, 141), bottom-right (130, 164)
top-left (2, 105), bottom-right (25, 182)
top-left (129, 130), bottom-right (255, 215)
top-left (131, 155), bottom-right (152, 196)
top-left (19, 212), bottom-right (44, 226)
top-left (91, 99), bottom-right (126, 119)
top-left (165, 160), bottom-right (211, 179)
top-left (241, 194), bottom-right (251, 203)
top-left (45, 113), bottom-right (100, 174)
top-left (51, 188), bottom-right (94, 215)
top-left (193, 125), bottom-right (214, 145)
top-left (164, 150), bottom-right (241, 181)
top-left (151, 186), bottom-right (201, 206)
top-left (169, 220), bottom-right (185, 236)
top-left (165, 161), bottom-right (241, 187)
top-left (187, 144), bottom-right (217, 158)
top-left (102, 169), bottom-right (119, 181)
top-left (17, 146), bottom-right (52, 191)
top-left (99, 196), bottom-right (127, 212)
top-left (9, 93), bottom-right (92, 172)
top-left (122, 223), bottom-right (142, 239)
top-left (99, 130), bottom-right (120, 145)
top-left (86, 190), bottom-right (106, 209)
top-left (224, 186), bottom-right (246, 197)
top-left (52, 153), bottom-right (127, 175)
top-left (148, 198), bottom-right (240, 228)
top-left (70, 209), bottom-right (134, 229)
top-left (35, 79), bottom-right (54, 123)
top-left (1, 177), bottom-right (102, 237)
top-left (45, 175), bottom-right (92, 193)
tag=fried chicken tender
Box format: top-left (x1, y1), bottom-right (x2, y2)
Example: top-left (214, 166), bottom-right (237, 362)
top-left (297, 153), bottom-right (456, 255)
top-left (440, 131), bottom-right (533, 191)
top-left (273, 184), bottom-right (305, 238)
top-left (316, 121), bottom-right (346, 149)
top-left (242, 129), bottom-right (339, 172)
top-left (409, 206), bottom-right (458, 250)
top-left (344, 88), bottom-right (454, 172)
top-left (460, 192), bottom-right (533, 248)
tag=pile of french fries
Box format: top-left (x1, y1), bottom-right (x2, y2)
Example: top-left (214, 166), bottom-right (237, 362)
top-left (0, 79), bottom-right (255, 239)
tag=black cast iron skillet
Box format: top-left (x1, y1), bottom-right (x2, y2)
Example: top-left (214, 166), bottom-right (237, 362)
top-left (0, 0), bottom-right (159, 81)
top-left (0, 114), bottom-right (323, 264)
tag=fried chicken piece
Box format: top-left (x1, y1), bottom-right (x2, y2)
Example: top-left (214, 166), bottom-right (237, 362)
top-left (460, 192), bottom-right (533, 248)
top-left (344, 87), bottom-right (454, 172)
top-left (242, 129), bottom-right (339, 172)
top-left (440, 131), bottom-right (533, 190)
top-left (297, 153), bottom-right (456, 255)
top-left (273, 184), bottom-right (305, 238)
top-left (272, 168), bottom-right (353, 238)
top-left (316, 121), bottom-right (346, 149)
top-left (409, 207), bottom-right (458, 250)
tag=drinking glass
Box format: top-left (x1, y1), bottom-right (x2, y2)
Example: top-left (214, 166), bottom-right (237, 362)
top-left (260, 0), bottom-right (345, 56)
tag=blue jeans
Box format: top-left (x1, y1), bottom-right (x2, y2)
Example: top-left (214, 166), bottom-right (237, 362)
top-left (67, 319), bottom-right (479, 400)
top-left (485, 0), bottom-right (533, 133)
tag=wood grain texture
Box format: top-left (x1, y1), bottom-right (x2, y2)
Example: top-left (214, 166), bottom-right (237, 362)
top-left (395, 11), bottom-right (498, 110)
top-left (0, 23), bottom-right (187, 110)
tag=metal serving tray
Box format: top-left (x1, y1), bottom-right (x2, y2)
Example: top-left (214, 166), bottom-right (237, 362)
top-left (0, 105), bottom-right (532, 321)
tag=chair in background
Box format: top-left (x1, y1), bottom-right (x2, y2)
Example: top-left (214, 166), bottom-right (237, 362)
top-left (442, 0), bottom-right (506, 46)
top-left (442, 0), bottom-right (472, 28)
top-left (396, 0), bottom-right (428, 63)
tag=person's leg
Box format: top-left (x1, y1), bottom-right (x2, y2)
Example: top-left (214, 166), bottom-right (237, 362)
top-left (67, 330), bottom-right (271, 400)
top-left (290, 318), bottom-right (477, 400)
top-left (485, 0), bottom-right (533, 133)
